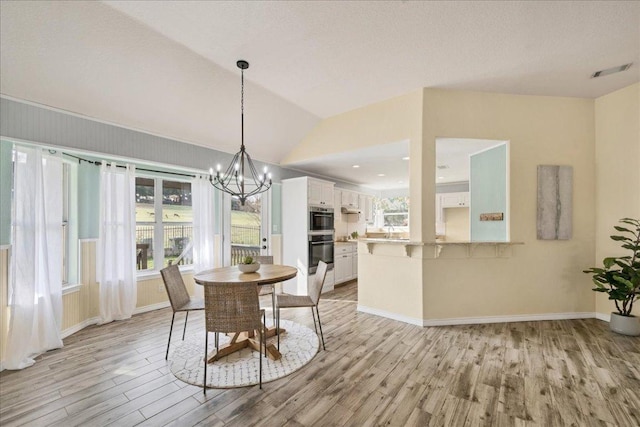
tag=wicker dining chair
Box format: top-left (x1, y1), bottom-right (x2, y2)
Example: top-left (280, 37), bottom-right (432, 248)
top-left (254, 255), bottom-right (276, 324)
top-left (160, 264), bottom-right (205, 360)
top-left (276, 260), bottom-right (328, 351)
top-left (203, 282), bottom-right (266, 393)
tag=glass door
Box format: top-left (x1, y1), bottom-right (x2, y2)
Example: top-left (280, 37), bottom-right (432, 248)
top-left (223, 191), bottom-right (270, 266)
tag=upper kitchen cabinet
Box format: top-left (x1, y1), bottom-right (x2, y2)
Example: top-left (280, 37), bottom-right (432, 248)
top-left (440, 192), bottom-right (469, 208)
top-left (308, 178), bottom-right (334, 206)
top-left (359, 194), bottom-right (374, 224)
top-left (341, 190), bottom-right (359, 208)
top-left (334, 189), bottom-right (342, 221)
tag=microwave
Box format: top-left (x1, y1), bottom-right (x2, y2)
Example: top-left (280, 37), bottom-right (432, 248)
top-left (309, 206), bottom-right (334, 232)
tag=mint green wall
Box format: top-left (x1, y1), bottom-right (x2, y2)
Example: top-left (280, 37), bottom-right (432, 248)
top-left (470, 144), bottom-right (508, 241)
top-left (78, 162), bottom-right (100, 239)
top-left (0, 141), bottom-right (13, 245)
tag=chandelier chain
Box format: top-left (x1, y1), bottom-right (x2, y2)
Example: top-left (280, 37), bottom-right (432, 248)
top-left (241, 68), bottom-right (244, 116)
top-left (208, 59), bottom-right (271, 205)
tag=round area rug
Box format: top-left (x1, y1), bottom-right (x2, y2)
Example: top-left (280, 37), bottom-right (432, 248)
top-left (168, 319), bottom-right (319, 388)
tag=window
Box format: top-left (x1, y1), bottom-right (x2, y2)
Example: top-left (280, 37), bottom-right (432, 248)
top-left (135, 177), bottom-right (193, 272)
top-left (61, 160), bottom-right (79, 286)
top-left (374, 196), bottom-right (410, 228)
top-left (62, 163), bottom-right (69, 284)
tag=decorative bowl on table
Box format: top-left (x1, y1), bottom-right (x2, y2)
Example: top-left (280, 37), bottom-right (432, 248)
top-left (238, 262), bottom-right (260, 273)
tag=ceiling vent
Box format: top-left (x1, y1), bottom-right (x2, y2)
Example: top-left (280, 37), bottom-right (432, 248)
top-left (591, 63), bottom-right (632, 78)
top-left (437, 165), bottom-right (449, 169)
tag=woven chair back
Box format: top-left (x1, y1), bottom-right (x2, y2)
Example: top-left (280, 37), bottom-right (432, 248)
top-left (309, 260), bottom-right (328, 305)
top-left (254, 255), bottom-right (275, 296)
top-left (254, 255), bottom-right (274, 264)
top-left (204, 282), bottom-right (262, 333)
top-left (160, 264), bottom-right (190, 312)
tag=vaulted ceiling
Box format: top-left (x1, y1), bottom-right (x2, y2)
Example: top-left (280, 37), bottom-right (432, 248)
top-left (1, 1), bottom-right (638, 169)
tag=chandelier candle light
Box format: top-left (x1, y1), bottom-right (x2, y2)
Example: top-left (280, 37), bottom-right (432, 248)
top-left (209, 60), bottom-right (272, 205)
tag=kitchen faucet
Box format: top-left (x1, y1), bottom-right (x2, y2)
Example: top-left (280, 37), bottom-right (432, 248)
top-left (385, 223), bottom-right (395, 238)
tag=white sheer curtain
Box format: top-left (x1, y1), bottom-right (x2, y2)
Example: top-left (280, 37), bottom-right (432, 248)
top-left (6, 147), bottom-right (63, 370)
top-left (192, 176), bottom-right (216, 297)
top-left (97, 162), bottom-right (137, 324)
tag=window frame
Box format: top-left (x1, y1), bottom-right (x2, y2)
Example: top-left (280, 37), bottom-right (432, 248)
top-left (135, 174), bottom-right (194, 277)
top-left (60, 159), bottom-right (80, 291)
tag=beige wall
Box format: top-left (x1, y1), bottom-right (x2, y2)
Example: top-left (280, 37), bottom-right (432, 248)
top-left (357, 243), bottom-right (424, 322)
top-left (283, 91), bottom-right (426, 319)
top-left (282, 90), bottom-right (425, 241)
top-left (420, 89), bottom-right (596, 320)
top-left (594, 83), bottom-right (640, 318)
top-left (282, 90), bottom-right (423, 164)
top-left (443, 207), bottom-right (470, 241)
top-left (303, 87), bottom-right (598, 322)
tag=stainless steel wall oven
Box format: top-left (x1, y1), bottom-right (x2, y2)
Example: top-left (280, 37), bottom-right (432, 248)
top-left (308, 233), bottom-right (334, 274)
top-left (309, 206), bottom-right (334, 232)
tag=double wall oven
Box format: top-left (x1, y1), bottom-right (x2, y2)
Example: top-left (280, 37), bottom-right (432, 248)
top-left (308, 207), bottom-right (334, 273)
top-left (309, 206), bottom-right (334, 232)
top-left (308, 233), bottom-right (334, 274)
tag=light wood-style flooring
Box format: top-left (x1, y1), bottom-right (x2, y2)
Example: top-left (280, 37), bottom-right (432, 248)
top-left (1, 282), bottom-right (639, 426)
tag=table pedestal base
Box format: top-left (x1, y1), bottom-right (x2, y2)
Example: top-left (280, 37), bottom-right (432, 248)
top-left (206, 326), bottom-right (285, 363)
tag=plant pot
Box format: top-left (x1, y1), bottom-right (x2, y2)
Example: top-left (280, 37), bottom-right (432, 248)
top-left (609, 312), bottom-right (640, 336)
top-left (238, 263), bottom-right (260, 273)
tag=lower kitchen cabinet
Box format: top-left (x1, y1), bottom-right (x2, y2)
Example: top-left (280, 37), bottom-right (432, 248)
top-left (335, 242), bottom-right (357, 285)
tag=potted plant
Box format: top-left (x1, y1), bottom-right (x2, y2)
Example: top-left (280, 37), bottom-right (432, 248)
top-left (583, 217), bottom-right (640, 336)
top-left (238, 256), bottom-right (260, 273)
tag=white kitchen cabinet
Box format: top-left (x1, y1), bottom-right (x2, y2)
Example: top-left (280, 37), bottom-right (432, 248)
top-left (308, 179), bottom-right (334, 206)
top-left (334, 243), bottom-right (357, 285)
top-left (334, 189), bottom-right (342, 222)
top-left (283, 176), bottom-right (335, 296)
top-left (436, 192), bottom-right (469, 236)
top-left (334, 252), bottom-right (350, 284)
top-left (363, 196), bottom-right (374, 224)
top-left (341, 190), bottom-right (358, 208)
top-left (440, 192), bottom-right (469, 208)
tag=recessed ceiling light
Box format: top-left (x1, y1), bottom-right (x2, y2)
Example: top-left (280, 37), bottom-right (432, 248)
top-left (352, 164), bottom-right (360, 168)
top-left (377, 173), bottom-right (385, 177)
top-left (402, 156), bottom-right (410, 160)
top-left (591, 63), bottom-right (632, 78)
top-left (438, 176), bottom-right (444, 179)
top-left (398, 180), bottom-right (403, 184)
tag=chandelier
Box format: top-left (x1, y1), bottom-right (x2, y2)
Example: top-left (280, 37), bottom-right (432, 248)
top-left (209, 60), bottom-right (271, 205)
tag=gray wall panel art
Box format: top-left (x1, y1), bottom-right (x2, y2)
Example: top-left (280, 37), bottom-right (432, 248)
top-left (537, 165), bottom-right (573, 240)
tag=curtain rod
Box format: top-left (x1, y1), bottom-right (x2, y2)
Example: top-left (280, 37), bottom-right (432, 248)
top-left (61, 152), bottom-right (197, 178)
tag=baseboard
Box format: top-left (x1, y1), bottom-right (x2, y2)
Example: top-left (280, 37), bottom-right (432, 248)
top-left (595, 312), bottom-right (611, 322)
top-left (421, 312), bottom-right (596, 327)
top-left (357, 305), bottom-right (597, 327)
top-left (357, 305), bottom-right (424, 326)
top-left (133, 301), bottom-right (171, 315)
top-left (0, 318), bottom-right (102, 369)
top-left (61, 317), bottom-right (100, 338)
top-left (58, 302), bottom-right (170, 340)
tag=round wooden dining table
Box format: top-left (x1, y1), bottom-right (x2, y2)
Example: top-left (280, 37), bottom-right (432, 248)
top-left (194, 264), bottom-right (298, 362)
top-left (194, 264), bottom-right (297, 287)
